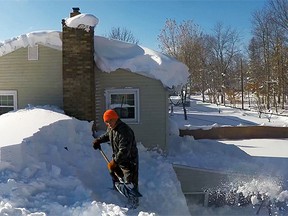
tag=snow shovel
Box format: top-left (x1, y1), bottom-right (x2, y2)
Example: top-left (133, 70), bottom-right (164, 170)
top-left (98, 146), bottom-right (142, 198)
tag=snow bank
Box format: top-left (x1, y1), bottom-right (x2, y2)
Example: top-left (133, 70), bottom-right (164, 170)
top-left (0, 107), bottom-right (190, 215)
top-left (0, 106), bottom-right (69, 147)
top-left (1, 98), bottom-right (288, 215)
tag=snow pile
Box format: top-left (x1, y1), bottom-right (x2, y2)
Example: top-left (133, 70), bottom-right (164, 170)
top-left (0, 97), bottom-right (288, 215)
top-left (65, 13), bottom-right (99, 32)
top-left (0, 107), bottom-right (189, 216)
top-left (0, 105), bottom-right (68, 147)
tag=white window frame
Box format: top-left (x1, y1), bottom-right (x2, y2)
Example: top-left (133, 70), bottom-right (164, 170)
top-left (105, 88), bottom-right (140, 124)
top-left (28, 45), bottom-right (38, 60)
top-left (0, 90), bottom-right (18, 114)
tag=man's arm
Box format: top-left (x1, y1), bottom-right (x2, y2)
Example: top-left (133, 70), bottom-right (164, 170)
top-left (93, 130), bottom-right (110, 149)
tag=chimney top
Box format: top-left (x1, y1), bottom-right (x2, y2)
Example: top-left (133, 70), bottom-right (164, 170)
top-left (70, 7), bottom-right (80, 17)
top-left (73, 7), bottom-right (80, 12)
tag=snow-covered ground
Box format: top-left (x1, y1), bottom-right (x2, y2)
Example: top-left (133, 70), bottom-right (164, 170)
top-left (0, 96), bottom-right (287, 215)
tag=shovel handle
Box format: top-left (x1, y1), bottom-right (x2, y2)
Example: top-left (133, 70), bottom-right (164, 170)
top-left (99, 147), bottom-right (110, 164)
top-left (98, 147), bottom-right (123, 182)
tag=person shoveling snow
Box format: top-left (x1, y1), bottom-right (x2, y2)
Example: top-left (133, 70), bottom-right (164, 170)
top-left (92, 109), bottom-right (142, 209)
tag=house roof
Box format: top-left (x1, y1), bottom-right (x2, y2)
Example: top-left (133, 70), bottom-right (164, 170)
top-left (93, 36), bottom-right (189, 88)
top-left (0, 14), bottom-right (189, 89)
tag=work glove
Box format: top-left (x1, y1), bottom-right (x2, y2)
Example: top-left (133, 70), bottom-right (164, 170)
top-left (107, 160), bottom-right (117, 172)
top-left (93, 139), bottom-right (101, 150)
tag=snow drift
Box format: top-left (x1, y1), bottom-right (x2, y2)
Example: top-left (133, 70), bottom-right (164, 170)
top-left (1, 98), bottom-right (288, 215)
top-left (0, 107), bottom-right (189, 215)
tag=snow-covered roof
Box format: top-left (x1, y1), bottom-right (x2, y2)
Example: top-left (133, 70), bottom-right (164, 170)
top-left (0, 13), bottom-right (189, 88)
top-left (0, 31), bottom-right (62, 54)
top-left (93, 36), bottom-right (189, 88)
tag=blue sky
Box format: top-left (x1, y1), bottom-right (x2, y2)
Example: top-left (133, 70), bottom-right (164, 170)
top-left (0, 0), bottom-right (266, 51)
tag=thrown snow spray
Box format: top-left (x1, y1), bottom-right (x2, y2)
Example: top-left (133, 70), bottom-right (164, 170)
top-left (204, 176), bottom-right (288, 216)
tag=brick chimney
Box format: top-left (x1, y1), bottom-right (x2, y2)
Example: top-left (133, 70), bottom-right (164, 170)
top-left (70, 7), bottom-right (80, 17)
top-left (62, 8), bottom-right (95, 121)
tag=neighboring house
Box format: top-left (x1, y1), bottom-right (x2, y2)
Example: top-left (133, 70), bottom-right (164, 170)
top-left (0, 8), bottom-right (189, 150)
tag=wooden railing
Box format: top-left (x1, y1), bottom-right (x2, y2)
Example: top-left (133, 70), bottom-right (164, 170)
top-left (179, 126), bottom-right (288, 140)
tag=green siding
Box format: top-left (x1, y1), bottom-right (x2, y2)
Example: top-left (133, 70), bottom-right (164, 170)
top-left (0, 45), bottom-right (63, 109)
top-left (95, 69), bottom-right (169, 150)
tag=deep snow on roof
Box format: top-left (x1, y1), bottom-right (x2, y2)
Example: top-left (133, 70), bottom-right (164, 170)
top-left (65, 13), bottom-right (99, 31)
top-left (0, 14), bottom-right (189, 88)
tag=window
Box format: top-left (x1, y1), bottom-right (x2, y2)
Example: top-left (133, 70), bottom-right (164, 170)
top-left (28, 45), bottom-right (38, 60)
top-left (105, 88), bottom-right (140, 123)
top-left (0, 91), bottom-right (17, 115)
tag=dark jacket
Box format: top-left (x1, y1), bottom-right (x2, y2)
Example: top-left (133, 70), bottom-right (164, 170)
top-left (97, 119), bottom-right (138, 169)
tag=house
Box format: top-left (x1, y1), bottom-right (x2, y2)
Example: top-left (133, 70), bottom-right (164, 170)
top-left (0, 8), bottom-right (189, 150)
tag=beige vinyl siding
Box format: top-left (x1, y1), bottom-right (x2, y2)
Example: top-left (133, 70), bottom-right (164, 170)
top-left (0, 45), bottom-right (63, 109)
top-left (95, 69), bottom-right (169, 150)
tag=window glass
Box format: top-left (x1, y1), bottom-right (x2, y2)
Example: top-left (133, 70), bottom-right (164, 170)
top-left (0, 95), bottom-right (13, 106)
top-left (0, 107), bottom-right (14, 115)
top-left (0, 91), bottom-right (17, 115)
top-left (110, 93), bottom-right (135, 119)
top-left (106, 89), bottom-right (139, 123)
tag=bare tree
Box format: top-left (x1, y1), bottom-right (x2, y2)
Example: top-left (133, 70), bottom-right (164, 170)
top-left (251, 8), bottom-right (280, 109)
top-left (249, 0), bottom-right (288, 112)
top-left (158, 19), bottom-right (204, 119)
top-left (269, 0), bottom-right (288, 31)
top-left (268, 0), bottom-right (288, 109)
top-left (247, 37), bottom-right (266, 106)
top-left (251, 9), bottom-right (273, 109)
top-left (208, 22), bottom-right (241, 105)
top-left (108, 27), bottom-right (139, 44)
